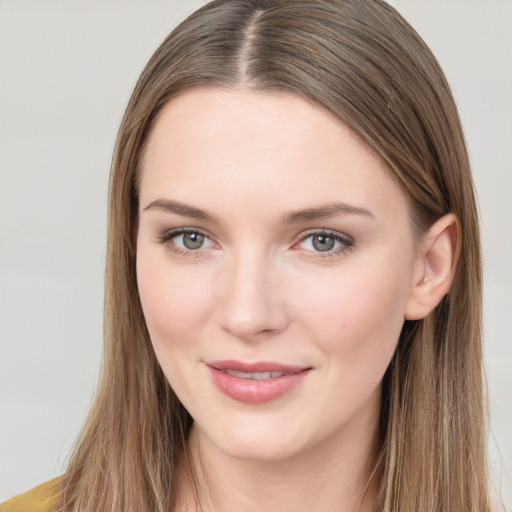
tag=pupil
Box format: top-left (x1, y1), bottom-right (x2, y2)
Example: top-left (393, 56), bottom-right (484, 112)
top-left (183, 233), bottom-right (204, 250)
top-left (312, 235), bottom-right (334, 251)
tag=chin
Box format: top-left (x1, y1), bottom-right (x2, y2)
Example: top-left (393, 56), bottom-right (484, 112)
top-left (194, 413), bottom-right (325, 464)
top-left (213, 434), bottom-right (306, 463)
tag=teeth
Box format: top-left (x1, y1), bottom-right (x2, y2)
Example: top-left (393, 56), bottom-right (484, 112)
top-left (252, 371), bottom-right (271, 380)
top-left (223, 370), bottom-right (287, 379)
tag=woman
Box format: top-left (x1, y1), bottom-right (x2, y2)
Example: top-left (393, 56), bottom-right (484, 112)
top-left (2, 0), bottom-right (490, 511)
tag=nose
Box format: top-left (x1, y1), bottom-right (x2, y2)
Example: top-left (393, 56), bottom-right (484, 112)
top-left (215, 250), bottom-right (290, 340)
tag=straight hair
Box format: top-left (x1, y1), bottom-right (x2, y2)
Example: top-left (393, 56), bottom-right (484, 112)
top-left (58, 1), bottom-right (489, 510)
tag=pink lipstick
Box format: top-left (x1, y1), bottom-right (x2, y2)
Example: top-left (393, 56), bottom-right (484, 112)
top-left (206, 360), bottom-right (311, 404)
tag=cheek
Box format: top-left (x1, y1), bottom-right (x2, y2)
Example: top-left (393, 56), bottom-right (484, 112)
top-left (292, 263), bottom-right (409, 372)
top-left (136, 255), bottom-right (213, 346)
top-left (136, 256), bottom-right (216, 404)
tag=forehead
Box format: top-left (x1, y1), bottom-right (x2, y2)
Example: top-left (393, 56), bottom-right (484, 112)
top-left (143, 87), bottom-right (375, 168)
top-left (139, 87), bottom-right (408, 223)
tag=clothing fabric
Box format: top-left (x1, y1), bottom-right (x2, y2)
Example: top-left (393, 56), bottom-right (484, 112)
top-left (0, 478), bottom-right (60, 512)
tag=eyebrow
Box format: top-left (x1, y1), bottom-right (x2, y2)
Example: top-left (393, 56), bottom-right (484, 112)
top-left (143, 199), bottom-right (374, 224)
top-left (143, 199), bottom-right (215, 221)
top-left (280, 202), bottom-right (374, 224)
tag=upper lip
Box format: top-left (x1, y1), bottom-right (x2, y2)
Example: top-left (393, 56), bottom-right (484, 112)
top-left (206, 360), bottom-right (309, 373)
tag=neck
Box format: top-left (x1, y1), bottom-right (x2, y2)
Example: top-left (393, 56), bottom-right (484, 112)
top-left (176, 401), bottom-right (381, 512)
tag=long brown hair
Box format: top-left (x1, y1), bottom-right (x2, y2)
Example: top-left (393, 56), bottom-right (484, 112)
top-left (58, 1), bottom-right (489, 510)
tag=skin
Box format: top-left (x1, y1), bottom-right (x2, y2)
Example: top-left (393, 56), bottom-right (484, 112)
top-left (136, 88), bottom-right (456, 512)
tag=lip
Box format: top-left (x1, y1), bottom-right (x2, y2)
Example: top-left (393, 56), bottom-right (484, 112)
top-left (206, 360), bottom-right (312, 404)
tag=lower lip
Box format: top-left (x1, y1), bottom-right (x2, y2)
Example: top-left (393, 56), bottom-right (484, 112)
top-left (208, 367), bottom-right (310, 404)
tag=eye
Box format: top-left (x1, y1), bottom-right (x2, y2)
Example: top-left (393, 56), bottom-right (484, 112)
top-left (178, 232), bottom-right (207, 250)
top-left (296, 230), bottom-right (353, 255)
top-left (158, 228), bottom-right (215, 253)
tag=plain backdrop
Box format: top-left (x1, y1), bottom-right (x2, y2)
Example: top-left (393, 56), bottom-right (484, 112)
top-left (1, 0), bottom-right (511, 508)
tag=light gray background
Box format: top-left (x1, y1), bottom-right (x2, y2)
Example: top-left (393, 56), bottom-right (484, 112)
top-left (1, 1), bottom-right (511, 509)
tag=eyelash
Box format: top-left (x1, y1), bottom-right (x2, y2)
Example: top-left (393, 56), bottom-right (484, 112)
top-left (157, 227), bottom-right (213, 257)
top-left (294, 229), bottom-right (354, 258)
top-left (157, 228), bottom-right (354, 258)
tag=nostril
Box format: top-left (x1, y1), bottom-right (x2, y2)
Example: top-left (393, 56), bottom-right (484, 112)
top-left (256, 328), bottom-right (275, 335)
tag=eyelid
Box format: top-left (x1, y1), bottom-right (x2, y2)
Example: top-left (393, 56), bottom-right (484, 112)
top-left (157, 227), bottom-right (218, 257)
top-left (157, 226), bottom-right (213, 243)
top-left (156, 226), bottom-right (353, 257)
top-left (293, 229), bottom-right (354, 255)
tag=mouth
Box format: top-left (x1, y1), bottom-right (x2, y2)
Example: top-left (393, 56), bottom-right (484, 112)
top-left (219, 369), bottom-right (296, 380)
top-left (206, 360), bottom-right (312, 404)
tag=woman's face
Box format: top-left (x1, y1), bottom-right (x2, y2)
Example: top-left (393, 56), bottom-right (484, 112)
top-left (136, 88), bottom-right (422, 462)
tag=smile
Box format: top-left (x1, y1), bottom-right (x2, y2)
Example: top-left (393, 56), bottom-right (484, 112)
top-left (206, 361), bottom-right (311, 404)
top-left (220, 370), bottom-right (293, 379)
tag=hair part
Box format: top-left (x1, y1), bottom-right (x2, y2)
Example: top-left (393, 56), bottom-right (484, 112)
top-left (59, 1), bottom-right (488, 511)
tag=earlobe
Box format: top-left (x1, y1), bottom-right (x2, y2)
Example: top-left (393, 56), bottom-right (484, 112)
top-left (404, 213), bottom-right (461, 320)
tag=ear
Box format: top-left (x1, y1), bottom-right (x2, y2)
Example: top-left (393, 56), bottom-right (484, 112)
top-left (404, 213), bottom-right (461, 321)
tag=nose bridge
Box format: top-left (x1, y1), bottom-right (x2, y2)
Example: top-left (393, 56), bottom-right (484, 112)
top-left (217, 244), bottom-right (288, 338)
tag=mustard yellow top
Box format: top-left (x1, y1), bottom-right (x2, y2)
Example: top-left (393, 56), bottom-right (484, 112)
top-left (0, 478), bottom-right (61, 512)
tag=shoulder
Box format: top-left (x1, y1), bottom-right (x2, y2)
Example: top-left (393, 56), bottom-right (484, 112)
top-left (0, 478), bottom-right (61, 512)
